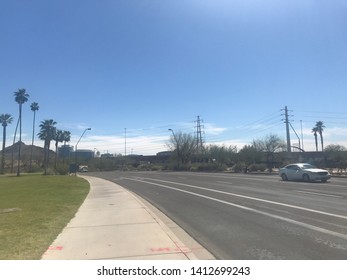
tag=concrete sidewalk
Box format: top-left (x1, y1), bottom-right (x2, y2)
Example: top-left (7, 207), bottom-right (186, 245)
top-left (42, 175), bottom-right (214, 260)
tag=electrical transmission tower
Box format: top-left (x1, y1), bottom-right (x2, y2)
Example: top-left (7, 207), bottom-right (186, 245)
top-left (195, 115), bottom-right (204, 153)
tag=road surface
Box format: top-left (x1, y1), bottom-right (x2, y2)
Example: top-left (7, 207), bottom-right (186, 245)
top-left (88, 171), bottom-right (347, 259)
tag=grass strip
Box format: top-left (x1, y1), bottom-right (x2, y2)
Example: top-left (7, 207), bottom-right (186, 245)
top-left (0, 174), bottom-right (89, 259)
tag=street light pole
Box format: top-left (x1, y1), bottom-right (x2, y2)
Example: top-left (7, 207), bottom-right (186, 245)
top-left (74, 128), bottom-right (91, 171)
top-left (168, 129), bottom-right (176, 144)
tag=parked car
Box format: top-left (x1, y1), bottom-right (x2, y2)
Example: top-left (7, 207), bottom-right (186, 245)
top-left (279, 163), bottom-right (331, 182)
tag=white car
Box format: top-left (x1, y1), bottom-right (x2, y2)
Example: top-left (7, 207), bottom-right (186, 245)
top-left (78, 165), bottom-right (89, 172)
top-left (280, 163), bottom-right (331, 182)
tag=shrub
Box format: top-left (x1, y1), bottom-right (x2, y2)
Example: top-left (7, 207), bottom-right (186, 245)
top-left (248, 163), bottom-right (267, 172)
top-left (55, 163), bottom-right (69, 175)
top-left (43, 168), bottom-right (56, 175)
top-left (232, 162), bottom-right (246, 173)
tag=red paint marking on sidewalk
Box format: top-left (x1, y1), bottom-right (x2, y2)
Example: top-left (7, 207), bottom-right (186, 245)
top-left (43, 245), bottom-right (64, 255)
top-left (173, 241), bottom-right (191, 253)
top-left (150, 247), bottom-right (171, 252)
top-left (47, 245), bottom-right (64, 251)
top-left (150, 246), bottom-right (191, 253)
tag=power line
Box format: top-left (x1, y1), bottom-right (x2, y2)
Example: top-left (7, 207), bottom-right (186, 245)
top-left (298, 110), bottom-right (347, 115)
top-left (233, 110), bottom-right (282, 130)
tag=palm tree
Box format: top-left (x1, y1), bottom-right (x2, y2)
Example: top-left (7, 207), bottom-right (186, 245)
top-left (61, 130), bottom-right (71, 163)
top-left (29, 102), bottom-right (39, 172)
top-left (14, 88), bottom-right (29, 176)
top-left (62, 130), bottom-right (71, 146)
top-left (312, 127), bottom-right (319, 152)
top-left (0, 114), bottom-right (13, 174)
top-left (38, 119), bottom-right (57, 174)
top-left (54, 129), bottom-right (65, 169)
top-left (315, 121), bottom-right (325, 151)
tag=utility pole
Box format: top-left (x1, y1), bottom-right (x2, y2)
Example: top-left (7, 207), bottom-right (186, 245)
top-left (195, 116), bottom-right (204, 153)
top-left (282, 106), bottom-right (291, 155)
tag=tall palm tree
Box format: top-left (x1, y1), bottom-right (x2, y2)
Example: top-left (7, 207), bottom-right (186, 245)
top-left (54, 129), bottom-right (65, 169)
top-left (315, 121), bottom-right (325, 151)
top-left (38, 119), bottom-right (57, 175)
top-left (312, 127), bottom-right (319, 152)
top-left (62, 130), bottom-right (71, 146)
top-left (61, 130), bottom-right (71, 163)
top-left (0, 114), bottom-right (13, 174)
top-left (29, 102), bottom-right (39, 172)
top-left (14, 88), bottom-right (29, 176)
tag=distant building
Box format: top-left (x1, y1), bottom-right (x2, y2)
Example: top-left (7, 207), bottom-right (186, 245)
top-left (100, 153), bottom-right (114, 158)
top-left (58, 145), bottom-right (73, 158)
top-left (74, 149), bottom-right (94, 160)
top-left (156, 151), bottom-right (173, 157)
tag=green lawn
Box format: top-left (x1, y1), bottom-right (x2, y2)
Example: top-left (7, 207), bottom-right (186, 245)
top-left (0, 174), bottom-right (89, 259)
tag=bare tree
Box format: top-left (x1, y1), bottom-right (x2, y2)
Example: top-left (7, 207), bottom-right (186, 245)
top-left (252, 134), bottom-right (285, 172)
top-left (168, 131), bottom-right (196, 169)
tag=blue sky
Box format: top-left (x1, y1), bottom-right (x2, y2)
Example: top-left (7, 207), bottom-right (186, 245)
top-left (1, 0), bottom-right (347, 155)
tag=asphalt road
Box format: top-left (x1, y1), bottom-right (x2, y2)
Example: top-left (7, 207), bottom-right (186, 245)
top-left (88, 171), bottom-right (347, 260)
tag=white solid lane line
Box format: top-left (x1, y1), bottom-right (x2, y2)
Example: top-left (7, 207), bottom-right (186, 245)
top-left (137, 177), bottom-right (347, 220)
top-left (124, 177), bottom-right (347, 241)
